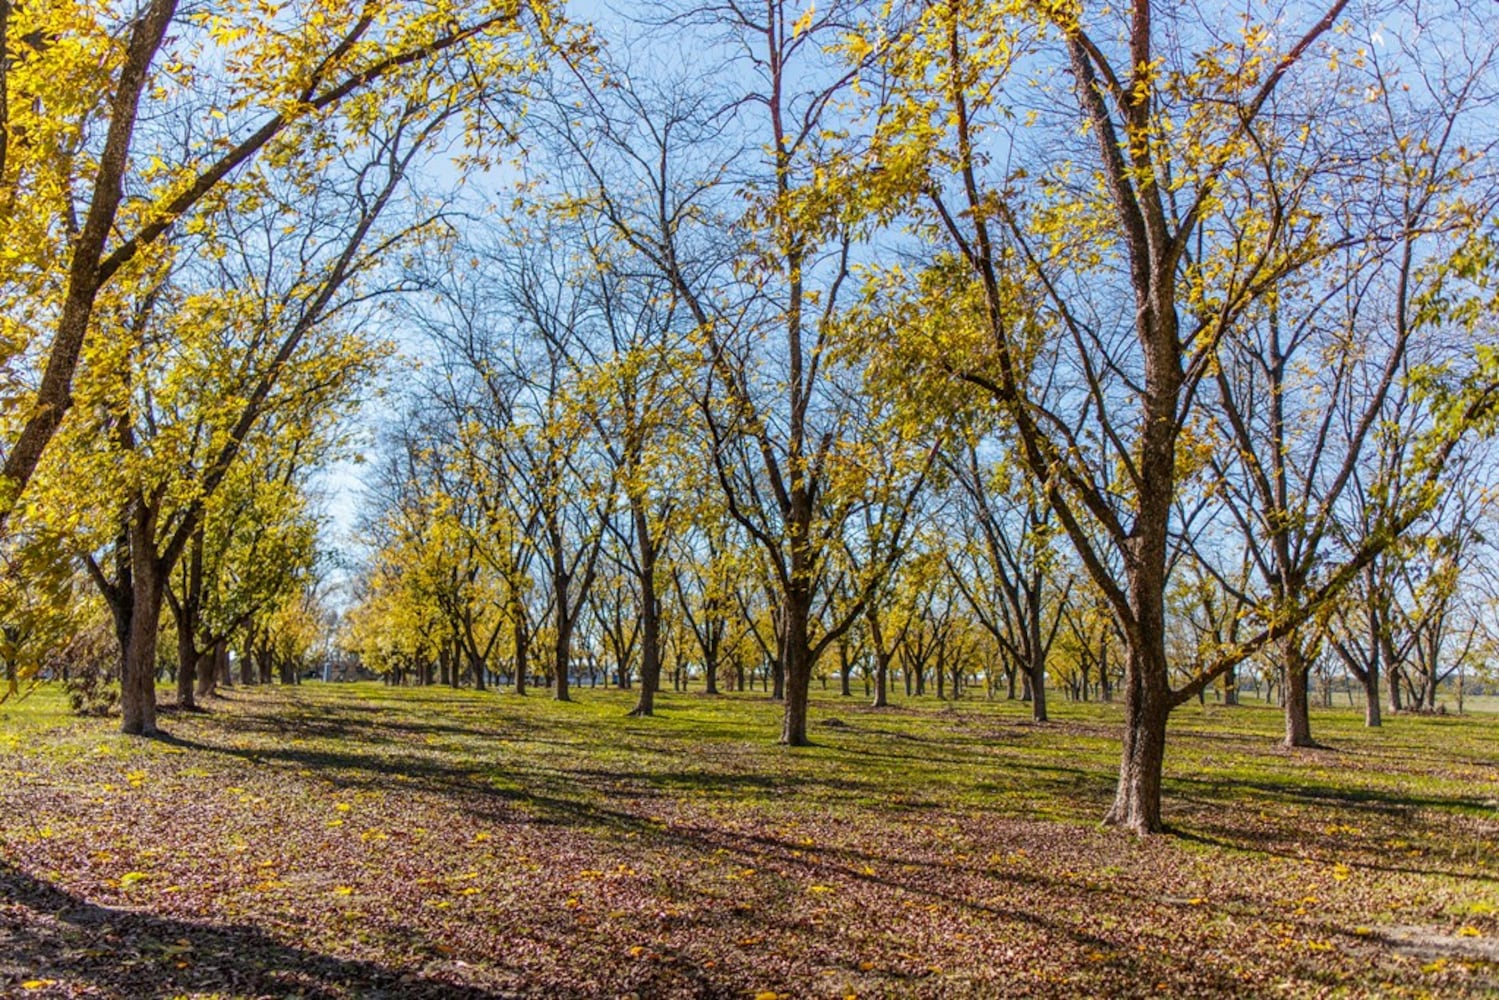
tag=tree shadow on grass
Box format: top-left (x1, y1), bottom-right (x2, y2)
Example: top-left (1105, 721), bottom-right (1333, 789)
top-left (0, 861), bottom-right (516, 1000)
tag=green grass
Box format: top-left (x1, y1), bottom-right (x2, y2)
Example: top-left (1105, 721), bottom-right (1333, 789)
top-left (1, 682), bottom-right (1496, 998)
top-left (0, 682), bottom-right (74, 750)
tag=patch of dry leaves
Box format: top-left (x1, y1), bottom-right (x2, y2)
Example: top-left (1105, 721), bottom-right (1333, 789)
top-left (0, 687), bottom-right (1495, 998)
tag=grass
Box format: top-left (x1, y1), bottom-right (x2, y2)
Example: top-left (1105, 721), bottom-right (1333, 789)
top-left (1, 682), bottom-right (1496, 998)
top-left (0, 684), bottom-right (76, 749)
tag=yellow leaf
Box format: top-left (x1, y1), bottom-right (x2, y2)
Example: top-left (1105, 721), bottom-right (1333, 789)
top-left (791, 6), bottom-right (814, 39)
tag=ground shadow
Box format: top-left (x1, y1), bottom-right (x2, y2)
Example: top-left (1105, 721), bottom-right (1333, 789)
top-left (0, 861), bottom-right (521, 999)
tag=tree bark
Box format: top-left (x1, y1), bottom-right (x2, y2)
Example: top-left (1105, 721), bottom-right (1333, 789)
top-left (1104, 642), bottom-right (1170, 835)
top-left (176, 629), bottom-right (200, 710)
top-left (119, 519), bottom-right (167, 736)
top-left (629, 506), bottom-right (662, 716)
top-left (1029, 656), bottom-right (1048, 723)
top-left (1283, 635), bottom-right (1315, 747)
top-left (780, 590), bottom-right (813, 745)
top-left (554, 618), bottom-right (572, 702)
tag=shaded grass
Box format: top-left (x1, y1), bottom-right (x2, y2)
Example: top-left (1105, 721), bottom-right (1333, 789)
top-left (1, 682), bottom-right (1496, 998)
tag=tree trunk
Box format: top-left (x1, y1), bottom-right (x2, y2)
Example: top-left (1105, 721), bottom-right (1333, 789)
top-left (514, 617), bottom-right (528, 695)
top-left (780, 590), bottom-right (813, 745)
top-left (630, 503), bottom-right (663, 715)
top-left (1104, 642), bottom-right (1170, 835)
top-left (1362, 666), bottom-right (1382, 727)
top-left (176, 627), bottom-right (200, 711)
top-left (1283, 636), bottom-right (1315, 748)
top-left (197, 637), bottom-right (220, 700)
top-left (119, 534), bottom-right (166, 736)
top-left (1029, 656), bottom-right (1048, 723)
top-left (867, 608), bottom-right (891, 709)
top-left (703, 631), bottom-right (720, 695)
top-left (554, 619), bottom-right (572, 702)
